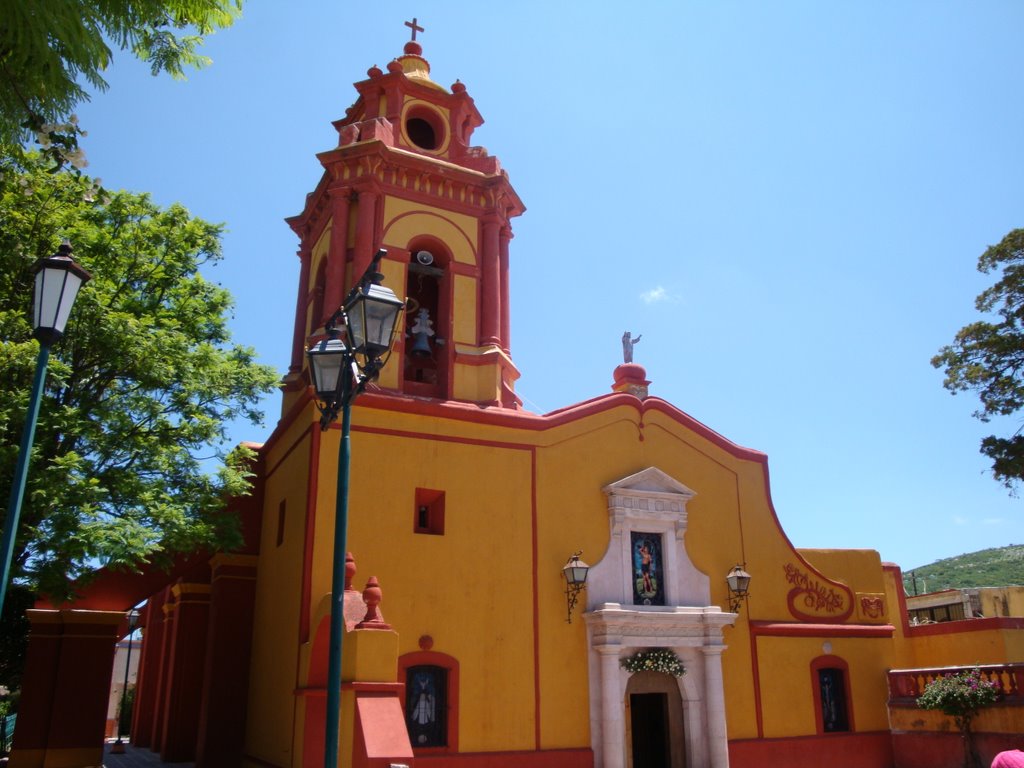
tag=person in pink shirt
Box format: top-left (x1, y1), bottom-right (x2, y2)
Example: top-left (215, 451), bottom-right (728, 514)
top-left (992, 751), bottom-right (1024, 768)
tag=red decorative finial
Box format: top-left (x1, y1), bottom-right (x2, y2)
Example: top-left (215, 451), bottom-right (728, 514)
top-left (356, 576), bottom-right (391, 630)
top-left (344, 552), bottom-right (356, 591)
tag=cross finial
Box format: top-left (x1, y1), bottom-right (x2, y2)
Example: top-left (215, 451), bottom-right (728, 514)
top-left (405, 17), bottom-right (424, 42)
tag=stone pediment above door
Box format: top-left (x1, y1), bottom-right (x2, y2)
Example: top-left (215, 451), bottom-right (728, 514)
top-left (603, 467), bottom-right (696, 535)
top-left (588, 467), bottom-right (711, 610)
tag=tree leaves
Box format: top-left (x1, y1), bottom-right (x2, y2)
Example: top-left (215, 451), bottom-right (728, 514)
top-left (0, 153), bottom-right (278, 600)
top-left (0, 0), bottom-right (243, 145)
top-left (933, 228), bottom-right (1024, 490)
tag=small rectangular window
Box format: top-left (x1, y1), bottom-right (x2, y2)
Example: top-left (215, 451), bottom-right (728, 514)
top-left (276, 500), bottom-right (286, 547)
top-left (414, 489), bottom-right (445, 535)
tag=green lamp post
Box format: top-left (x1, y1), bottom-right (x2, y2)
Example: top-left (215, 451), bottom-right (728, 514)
top-left (0, 242), bottom-right (91, 615)
top-left (306, 249), bottom-right (404, 768)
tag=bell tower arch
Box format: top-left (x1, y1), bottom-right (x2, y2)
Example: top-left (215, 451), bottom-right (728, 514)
top-left (283, 35), bottom-right (525, 412)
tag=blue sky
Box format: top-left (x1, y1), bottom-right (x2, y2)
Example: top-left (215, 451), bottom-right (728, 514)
top-left (71, 2), bottom-right (1022, 573)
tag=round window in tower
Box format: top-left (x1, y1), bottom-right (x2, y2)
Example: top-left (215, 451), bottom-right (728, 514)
top-left (404, 105), bottom-right (446, 152)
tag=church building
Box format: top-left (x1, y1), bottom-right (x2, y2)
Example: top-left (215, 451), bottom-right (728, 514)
top-left (9, 29), bottom-right (1023, 768)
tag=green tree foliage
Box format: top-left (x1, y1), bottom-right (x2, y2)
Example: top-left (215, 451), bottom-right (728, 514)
top-left (0, 0), bottom-right (242, 163)
top-left (933, 229), bottom-right (1024, 488)
top-left (903, 545), bottom-right (1024, 594)
top-left (0, 153), bottom-right (279, 601)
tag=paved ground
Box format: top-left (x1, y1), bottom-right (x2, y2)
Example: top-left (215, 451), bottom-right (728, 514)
top-left (102, 742), bottom-right (194, 768)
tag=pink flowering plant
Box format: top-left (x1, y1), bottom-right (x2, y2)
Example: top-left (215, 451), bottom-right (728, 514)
top-left (917, 667), bottom-right (1001, 767)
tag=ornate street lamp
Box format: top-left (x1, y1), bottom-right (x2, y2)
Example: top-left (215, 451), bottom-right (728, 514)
top-left (0, 242), bottom-right (91, 614)
top-left (109, 608), bottom-right (141, 754)
top-left (726, 564), bottom-right (752, 613)
top-left (307, 249), bottom-right (403, 768)
top-left (562, 551), bottom-right (590, 623)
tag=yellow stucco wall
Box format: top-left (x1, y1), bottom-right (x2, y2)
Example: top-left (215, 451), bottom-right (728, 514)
top-left (244, 389), bottom-right (1024, 765)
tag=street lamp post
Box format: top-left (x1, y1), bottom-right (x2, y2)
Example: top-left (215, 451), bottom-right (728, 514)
top-left (306, 249), bottom-right (404, 768)
top-left (110, 608), bottom-right (140, 754)
top-left (0, 242), bottom-right (91, 615)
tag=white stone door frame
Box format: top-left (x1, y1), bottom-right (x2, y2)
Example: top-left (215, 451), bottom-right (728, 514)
top-left (585, 606), bottom-right (732, 768)
top-left (582, 468), bottom-right (735, 768)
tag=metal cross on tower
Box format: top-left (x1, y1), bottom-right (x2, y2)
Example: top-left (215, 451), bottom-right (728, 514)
top-left (405, 17), bottom-right (424, 41)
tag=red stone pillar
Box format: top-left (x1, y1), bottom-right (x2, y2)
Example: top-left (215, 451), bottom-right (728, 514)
top-left (480, 218), bottom-right (502, 346)
top-left (499, 224), bottom-right (512, 354)
top-left (195, 555), bottom-right (258, 768)
top-left (290, 247), bottom-right (312, 374)
top-left (324, 190), bottom-right (351, 317)
top-left (150, 587), bottom-right (177, 750)
top-left (351, 187), bottom-right (379, 284)
top-left (130, 588), bottom-right (169, 748)
top-left (159, 582), bottom-right (211, 763)
top-left (9, 609), bottom-right (122, 768)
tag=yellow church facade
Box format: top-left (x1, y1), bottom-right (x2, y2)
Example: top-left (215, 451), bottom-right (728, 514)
top-left (237, 34), bottom-right (1022, 768)
top-left (10, 30), bottom-right (1023, 768)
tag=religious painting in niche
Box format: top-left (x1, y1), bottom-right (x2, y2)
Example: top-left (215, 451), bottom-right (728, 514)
top-left (631, 532), bottom-right (665, 606)
top-left (406, 665), bottom-right (448, 747)
top-left (818, 668), bottom-right (849, 732)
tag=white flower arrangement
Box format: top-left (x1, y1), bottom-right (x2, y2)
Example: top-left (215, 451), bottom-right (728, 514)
top-left (620, 648), bottom-right (686, 677)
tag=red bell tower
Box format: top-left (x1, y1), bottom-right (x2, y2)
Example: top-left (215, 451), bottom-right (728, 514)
top-left (283, 32), bottom-right (525, 411)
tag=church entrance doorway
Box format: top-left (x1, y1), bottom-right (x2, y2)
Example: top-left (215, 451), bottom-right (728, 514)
top-left (625, 671), bottom-right (686, 768)
top-left (630, 693), bottom-right (669, 768)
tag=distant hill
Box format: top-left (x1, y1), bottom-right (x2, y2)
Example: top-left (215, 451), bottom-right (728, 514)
top-left (903, 545), bottom-right (1024, 595)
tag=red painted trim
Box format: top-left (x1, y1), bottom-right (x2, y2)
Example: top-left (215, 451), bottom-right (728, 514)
top-left (351, 423), bottom-right (535, 453)
top-left (729, 731), bottom-right (892, 768)
top-left (884, 563), bottom-right (912, 635)
top-left (749, 627), bottom-right (764, 739)
top-left (750, 621), bottom-right (895, 638)
top-left (809, 655), bottom-right (856, 734)
top-left (412, 748), bottom-right (592, 768)
top-left (907, 615), bottom-right (1024, 637)
top-left (300, 425), bottom-right (321, 644)
top-left (258, 389), bottom-right (315, 470)
top-left (530, 448), bottom-right (541, 751)
top-left (398, 650), bottom-right (460, 754)
top-left (262, 417), bottom-right (312, 481)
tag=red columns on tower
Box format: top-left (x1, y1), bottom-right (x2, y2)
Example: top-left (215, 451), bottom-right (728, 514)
top-left (481, 218), bottom-right (502, 346)
top-left (290, 246), bottom-right (312, 373)
top-left (499, 224), bottom-right (512, 354)
top-left (352, 188), bottom-right (379, 284)
top-left (324, 191), bottom-right (351, 317)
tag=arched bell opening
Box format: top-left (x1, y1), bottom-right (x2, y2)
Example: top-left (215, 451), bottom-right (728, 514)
top-left (403, 238), bottom-right (451, 398)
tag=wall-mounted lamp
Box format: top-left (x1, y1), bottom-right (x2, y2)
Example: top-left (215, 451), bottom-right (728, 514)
top-left (726, 564), bottom-right (752, 613)
top-left (562, 551), bottom-right (590, 623)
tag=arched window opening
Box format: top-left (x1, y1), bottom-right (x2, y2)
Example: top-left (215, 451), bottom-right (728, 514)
top-left (309, 259), bottom-right (328, 336)
top-left (404, 241), bottom-right (450, 398)
top-left (811, 655), bottom-right (853, 734)
top-left (399, 650), bottom-right (459, 754)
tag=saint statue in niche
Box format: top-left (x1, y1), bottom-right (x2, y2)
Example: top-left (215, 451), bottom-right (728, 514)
top-left (631, 532), bottom-right (665, 606)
